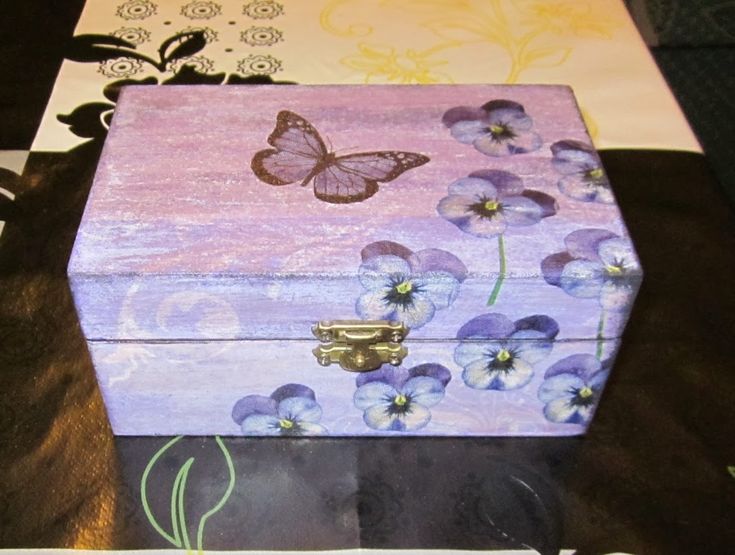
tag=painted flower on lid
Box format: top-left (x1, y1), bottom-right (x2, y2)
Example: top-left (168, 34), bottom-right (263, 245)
top-left (551, 140), bottom-right (613, 204)
top-left (354, 364), bottom-right (452, 432)
top-left (437, 170), bottom-right (557, 305)
top-left (232, 384), bottom-right (327, 436)
top-left (538, 354), bottom-right (610, 425)
top-left (442, 100), bottom-right (542, 157)
top-left (454, 313), bottom-right (559, 391)
top-left (355, 241), bottom-right (468, 329)
top-left (541, 229), bottom-right (640, 312)
top-left (437, 170), bottom-right (557, 239)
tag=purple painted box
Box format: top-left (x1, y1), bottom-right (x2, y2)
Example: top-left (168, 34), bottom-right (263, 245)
top-left (68, 85), bottom-right (641, 436)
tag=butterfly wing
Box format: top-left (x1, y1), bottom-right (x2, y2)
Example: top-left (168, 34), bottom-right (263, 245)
top-left (313, 151), bottom-right (430, 204)
top-left (251, 111), bottom-right (328, 185)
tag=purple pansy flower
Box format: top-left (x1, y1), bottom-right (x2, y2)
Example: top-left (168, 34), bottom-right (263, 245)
top-left (454, 313), bottom-right (559, 391)
top-left (541, 229), bottom-right (641, 312)
top-left (232, 384), bottom-right (327, 436)
top-left (551, 140), bottom-right (613, 204)
top-left (442, 100), bottom-right (542, 157)
top-left (356, 241), bottom-right (468, 329)
top-left (436, 170), bottom-right (557, 239)
top-left (354, 364), bottom-right (452, 432)
top-left (538, 354), bottom-right (610, 425)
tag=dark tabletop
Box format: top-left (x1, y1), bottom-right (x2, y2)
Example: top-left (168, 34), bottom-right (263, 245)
top-left (1, 3), bottom-right (735, 554)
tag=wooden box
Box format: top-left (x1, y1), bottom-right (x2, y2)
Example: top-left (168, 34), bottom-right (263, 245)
top-left (68, 85), bottom-right (641, 436)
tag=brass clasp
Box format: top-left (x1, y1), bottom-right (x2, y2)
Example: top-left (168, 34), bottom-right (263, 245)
top-left (312, 320), bottom-right (409, 372)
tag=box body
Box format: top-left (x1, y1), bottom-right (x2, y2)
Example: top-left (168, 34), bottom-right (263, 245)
top-left (69, 85), bottom-right (641, 436)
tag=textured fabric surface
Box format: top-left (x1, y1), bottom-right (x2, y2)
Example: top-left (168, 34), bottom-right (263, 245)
top-left (628, 0), bottom-right (735, 46)
top-left (654, 47), bottom-right (735, 203)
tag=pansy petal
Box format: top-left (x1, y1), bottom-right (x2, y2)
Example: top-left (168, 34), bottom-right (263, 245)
top-left (409, 363), bottom-right (452, 387)
top-left (417, 272), bottom-right (460, 309)
top-left (361, 240), bottom-right (413, 263)
top-left (270, 384), bottom-right (315, 403)
top-left (589, 369), bottom-right (610, 390)
top-left (560, 259), bottom-right (605, 297)
top-left (551, 143), bottom-right (598, 174)
top-left (409, 248), bottom-right (468, 282)
top-left (486, 107), bottom-right (533, 132)
top-left (403, 376), bottom-right (445, 408)
top-left (296, 422), bottom-right (328, 435)
top-left (599, 280), bottom-right (634, 311)
top-left (454, 341), bottom-right (490, 367)
top-left (359, 254), bottom-right (412, 290)
top-left (436, 194), bottom-right (474, 226)
top-left (468, 169), bottom-right (524, 196)
top-left (454, 211), bottom-right (507, 238)
top-left (598, 237), bottom-right (638, 269)
top-left (499, 195), bottom-right (544, 226)
top-left (559, 174), bottom-right (613, 204)
top-left (456, 312), bottom-right (516, 340)
top-left (473, 135), bottom-right (515, 157)
top-left (550, 139), bottom-right (594, 157)
top-left (564, 229), bottom-right (618, 261)
top-left (521, 190), bottom-right (559, 217)
top-left (354, 381), bottom-right (397, 410)
top-left (538, 373), bottom-right (585, 403)
top-left (400, 403), bottom-right (432, 431)
top-left (513, 314), bottom-right (560, 339)
top-left (544, 354), bottom-right (601, 379)
top-left (490, 358), bottom-right (534, 390)
top-left (509, 332), bottom-right (554, 363)
top-left (450, 119), bottom-right (489, 144)
top-left (543, 397), bottom-right (585, 424)
top-left (393, 293), bottom-right (436, 328)
top-left (356, 288), bottom-right (394, 320)
top-left (481, 99), bottom-right (525, 113)
top-left (462, 359), bottom-right (495, 390)
top-left (541, 252), bottom-right (576, 286)
top-left (447, 176), bottom-right (498, 198)
top-left (363, 404), bottom-right (399, 430)
top-left (232, 395), bottom-right (277, 425)
top-left (356, 366), bottom-right (409, 389)
top-left (442, 105), bottom-right (487, 127)
top-left (241, 414), bottom-right (281, 435)
top-left (278, 396), bottom-right (322, 423)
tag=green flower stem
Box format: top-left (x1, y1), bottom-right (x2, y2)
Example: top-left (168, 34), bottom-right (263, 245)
top-left (596, 310), bottom-right (606, 360)
top-left (141, 435), bottom-right (184, 547)
top-left (487, 234), bottom-right (507, 306)
top-left (196, 436), bottom-right (236, 553)
top-left (175, 458), bottom-right (195, 551)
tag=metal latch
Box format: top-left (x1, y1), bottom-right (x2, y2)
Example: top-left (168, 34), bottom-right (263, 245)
top-left (312, 320), bottom-right (409, 372)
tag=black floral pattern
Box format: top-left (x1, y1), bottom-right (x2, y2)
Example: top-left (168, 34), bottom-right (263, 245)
top-left (243, 0), bottom-right (284, 19)
top-left (111, 26), bottom-right (150, 45)
top-left (240, 26), bottom-right (283, 46)
top-left (116, 0), bottom-right (157, 20)
top-left (168, 55), bottom-right (216, 74)
top-left (237, 53), bottom-right (282, 75)
top-left (181, 1), bottom-right (222, 19)
top-left (98, 57), bottom-right (144, 78)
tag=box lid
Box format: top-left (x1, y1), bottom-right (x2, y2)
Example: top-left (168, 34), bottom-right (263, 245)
top-left (68, 85), bottom-right (641, 342)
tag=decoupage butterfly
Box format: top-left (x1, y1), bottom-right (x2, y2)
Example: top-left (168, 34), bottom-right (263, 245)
top-left (251, 110), bottom-right (430, 204)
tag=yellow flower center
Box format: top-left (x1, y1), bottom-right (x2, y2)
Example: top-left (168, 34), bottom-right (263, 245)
top-left (279, 419), bottom-right (294, 429)
top-left (394, 394), bottom-right (408, 406)
top-left (395, 280), bottom-right (413, 294)
top-left (606, 264), bottom-right (623, 276)
top-left (578, 386), bottom-right (593, 399)
top-left (489, 124), bottom-right (505, 136)
top-left (496, 348), bottom-right (511, 362)
top-left (588, 168), bottom-right (604, 180)
top-left (484, 200), bottom-right (500, 212)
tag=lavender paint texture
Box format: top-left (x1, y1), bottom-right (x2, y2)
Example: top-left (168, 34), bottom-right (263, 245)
top-left (68, 85), bottom-right (641, 436)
